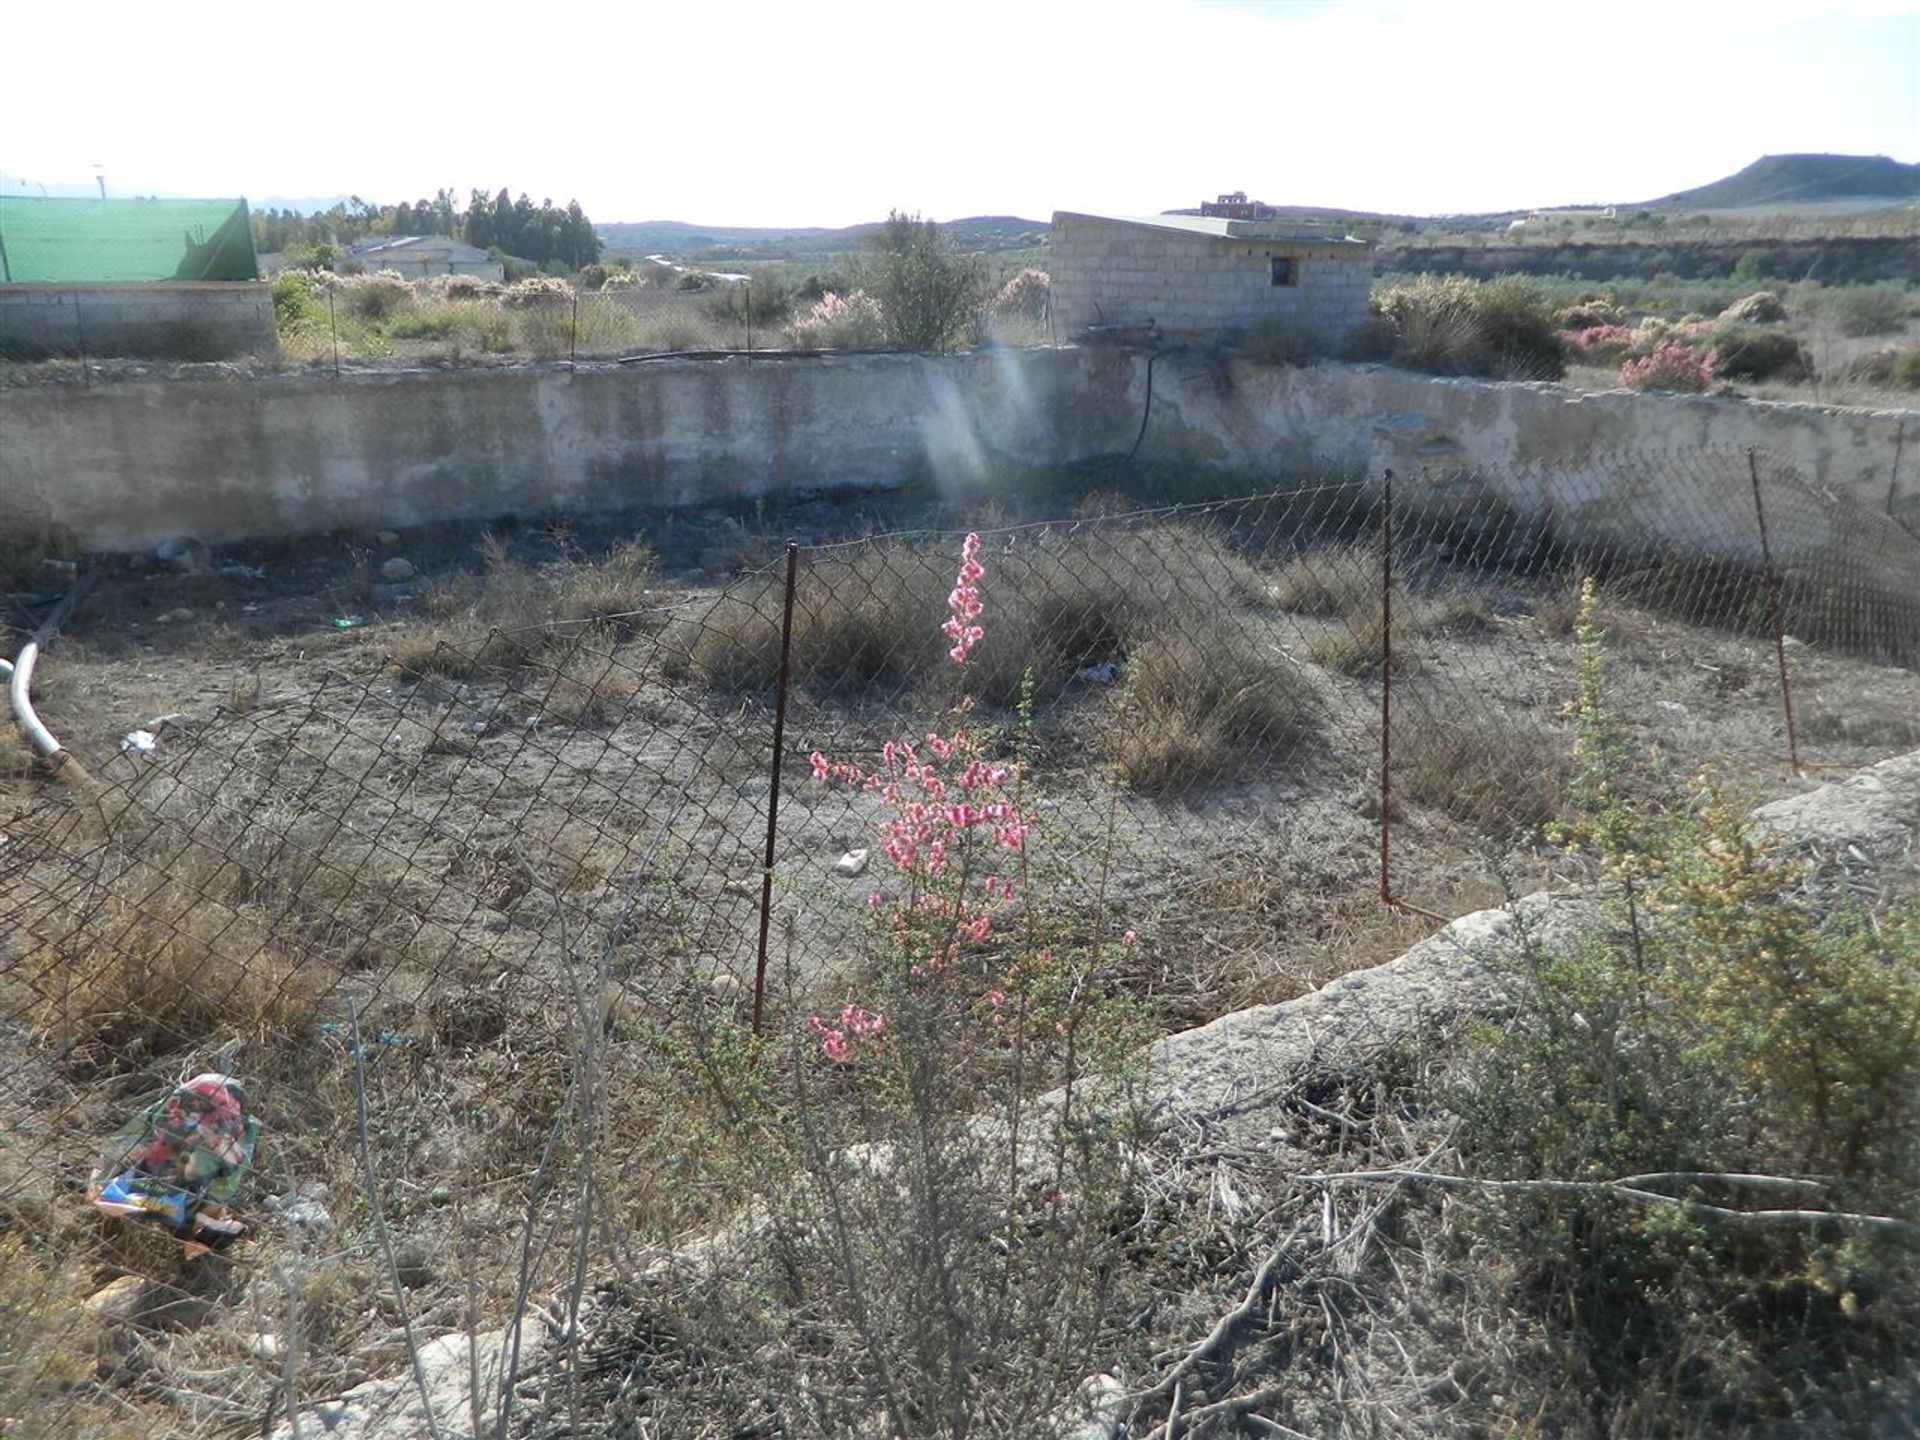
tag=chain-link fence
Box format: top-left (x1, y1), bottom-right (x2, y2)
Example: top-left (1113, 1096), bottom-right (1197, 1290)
top-left (1, 447), bottom-right (1916, 1436)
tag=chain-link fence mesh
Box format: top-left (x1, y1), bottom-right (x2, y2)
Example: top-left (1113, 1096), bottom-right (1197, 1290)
top-left (0, 447), bottom-right (1915, 1435)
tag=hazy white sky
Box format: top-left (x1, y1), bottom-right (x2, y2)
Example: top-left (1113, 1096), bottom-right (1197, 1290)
top-left (4, 0), bottom-right (1916, 225)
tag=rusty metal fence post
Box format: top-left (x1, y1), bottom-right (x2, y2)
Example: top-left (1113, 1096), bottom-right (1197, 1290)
top-left (1748, 448), bottom-right (1803, 773)
top-left (753, 541), bottom-right (802, 1035)
top-left (1378, 468), bottom-right (1396, 906)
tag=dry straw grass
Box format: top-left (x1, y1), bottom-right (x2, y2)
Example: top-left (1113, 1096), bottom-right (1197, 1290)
top-left (1106, 629), bottom-right (1317, 791)
top-left (386, 536), bottom-right (654, 722)
top-left (22, 863), bottom-right (334, 1060)
top-left (1392, 710), bottom-right (1568, 835)
top-left (679, 523), bottom-right (1273, 707)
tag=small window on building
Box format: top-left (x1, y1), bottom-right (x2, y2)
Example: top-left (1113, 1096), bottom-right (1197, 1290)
top-left (1269, 256), bottom-right (1297, 287)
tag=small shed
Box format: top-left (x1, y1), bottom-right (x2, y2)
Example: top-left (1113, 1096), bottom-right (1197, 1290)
top-left (1047, 210), bottom-right (1374, 347)
top-left (348, 235), bottom-right (504, 282)
top-left (0, 196), bottom-right (272, 360)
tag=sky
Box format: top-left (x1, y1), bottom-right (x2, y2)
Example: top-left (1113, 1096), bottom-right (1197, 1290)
top-left (3, 0), bottom-right (1916, 226)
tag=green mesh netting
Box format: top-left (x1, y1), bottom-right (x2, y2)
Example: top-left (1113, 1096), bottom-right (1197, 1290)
top-left (0, 196), bottom-right (258, 282)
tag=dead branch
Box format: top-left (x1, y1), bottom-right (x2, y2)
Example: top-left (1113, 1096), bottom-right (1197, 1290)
top-left (1133, 1220), bottom-right (1307, 1406)
top-left (1297, 1168), bottom-right (1920, 1242)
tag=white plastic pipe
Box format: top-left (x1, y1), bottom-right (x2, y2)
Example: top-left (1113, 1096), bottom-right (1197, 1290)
top-left (8, 639), bottom-right (63, 758)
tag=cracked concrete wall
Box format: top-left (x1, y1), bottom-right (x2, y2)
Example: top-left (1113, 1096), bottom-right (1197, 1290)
top-left (1087, 350), bottom-right (1919, 550)
top-left (3, 347), bottom-right (1911, 553)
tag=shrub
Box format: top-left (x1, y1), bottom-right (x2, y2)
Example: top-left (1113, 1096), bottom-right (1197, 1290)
top-left (681, 524), bottom-right (1269, 708)
top-left (1832, 282), bottom-right (1912, 338)
top-left (784, 290), bottom-right (887, 349)
top-left (1268, 544), bottom-right (1381, 616)
top-left (431, 272), bottom-right (500, 302)
top-left (501, 276), bottom-right (576, 310)
top-left (28, 864), bottom-right (333, 1058)
top-left (989, 268), bottom-right (1051, 321)
top-left (706, 275), bottom-right (794, 328)
top-left (1107, 628), bottom-right (1316, 791)
top-left (270, 270), bottom-right (325, 336)
top-left (1555, 296), bottom-right (1625, 330)
top-left (1392, 709), bottom-right (1564, 834)
top-left (1705, 323), bottom-right (1810, 382)
top-left (336, 269), bottom-right (414, 322)
top-left (1567, 323), bottom-right (1634, 365)
top-left (1894, 347), bottom-right (1920, 390)
top-left (1718, 289), bottom-right (1787, 324)
top-left (864, 210), bottom-right (987, 352)
top-left (1371, 274), bottom-right (1566, 380)
top-left (384, 302), bottom-right (465, 341)
top-left (1474, 276), bottom-right (1571, 379)
top-left (1448, 594), bottom-right (1920, 1430)
top-left (1371, 275), bottom-right (1483, 374)
top-left (1620, 341), bottom-right (1715, 393)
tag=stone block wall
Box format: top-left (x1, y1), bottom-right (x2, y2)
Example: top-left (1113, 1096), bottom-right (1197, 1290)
top-left (1049, 214), bottom-right (1372, 347)
top-left (0, 282), bottom-right (277, 361)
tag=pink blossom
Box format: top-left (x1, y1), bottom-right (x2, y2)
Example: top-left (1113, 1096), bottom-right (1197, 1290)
top-left (1121, 929), bottom-right (1138, 946)
top-left (942, 533), bottom-right (986, 664)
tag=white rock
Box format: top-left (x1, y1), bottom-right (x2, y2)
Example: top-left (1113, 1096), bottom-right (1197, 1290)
top-left (380, 558), bottom-right (416, 582)
top-left (376, 530), bottom-right (402, 547)
top-left (1054, 1372), bottom-right (1128, 1439)
top-left (267, 1327), bottom-right (541, 1440)
top-left (119, 730), bottom-right (160, 756)
top-left (835, 848), bottom-right (870, 877)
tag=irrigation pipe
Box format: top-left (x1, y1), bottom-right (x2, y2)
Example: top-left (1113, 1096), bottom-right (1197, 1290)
top-left (8, 578), bottom-right (92, 781)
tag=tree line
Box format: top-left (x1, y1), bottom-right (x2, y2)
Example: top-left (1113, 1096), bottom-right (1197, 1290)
top-left (250, 188), bottom-right (601, 270)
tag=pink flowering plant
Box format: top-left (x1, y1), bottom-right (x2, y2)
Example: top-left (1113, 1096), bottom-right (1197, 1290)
top-left (1620, 341), bottom-right (1717, 394)
top-left (803, 532), bottom-right (1142, 1088)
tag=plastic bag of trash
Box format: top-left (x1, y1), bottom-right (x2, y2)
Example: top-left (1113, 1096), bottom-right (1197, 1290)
top-left (89, 1074), bottom-right (259, 1247)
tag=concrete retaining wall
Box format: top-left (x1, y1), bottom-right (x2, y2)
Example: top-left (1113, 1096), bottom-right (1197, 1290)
top-left (1, 347), bottom-right (1911, 554)
top-left (1071, 351), bottom-right (1919, 543)
top-left (0, 282), bottom-right (277, 361)
top-left (0, 351), bottom-right (1071, 551)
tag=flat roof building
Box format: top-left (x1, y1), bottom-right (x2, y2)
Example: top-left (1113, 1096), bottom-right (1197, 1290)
top-left (1047, 210), bottom-right (1374, 348)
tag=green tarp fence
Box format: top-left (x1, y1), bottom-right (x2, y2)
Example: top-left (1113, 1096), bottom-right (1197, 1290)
top-left (0, 196), bottom-right (258, 283)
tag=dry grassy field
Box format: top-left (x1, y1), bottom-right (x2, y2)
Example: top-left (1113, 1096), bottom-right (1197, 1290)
top-left (2, 472), bottom-right (1917, 1437)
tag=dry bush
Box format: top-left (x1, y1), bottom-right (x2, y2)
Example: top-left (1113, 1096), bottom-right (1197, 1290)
top-left (393, 535), bottom-right (655, 681)
top-left (1107, 627), bottom-right (1317, 791)
top-left (1308, 604), bottom-right (1420, 679)
top-left (0, 1234), bottom-right (104, 1439)
top-left (681, 524), bottom-right (1272, 707)
top-left (20, 863), bottom-right (334, 1061)
top-left (1267, 544), bottom-right (1382, 616)
top-left (1393, 708), bottom-right (1567, 835)
top-left (528, 645), bottom-right (643, 727)
top-left (1416, 584), bottom-right (1500, 635)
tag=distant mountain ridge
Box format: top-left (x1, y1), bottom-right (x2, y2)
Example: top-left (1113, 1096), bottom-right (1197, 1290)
top-left (1642, 154), bottom-right (1920, 210)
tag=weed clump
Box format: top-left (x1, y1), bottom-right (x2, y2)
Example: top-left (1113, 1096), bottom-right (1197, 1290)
top-left (681, 524), bottom-right (1271, 708)
top-left (1371, 275), bottom-right (1568, 380)
top-left (1107, 629), bottom-right (1317, 790)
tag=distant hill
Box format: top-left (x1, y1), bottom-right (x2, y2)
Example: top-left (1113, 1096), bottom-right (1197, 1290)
top-left (598, 214), bottom-right (1048, 261)
top-left (1641, 154), bottom-right (1920, 210)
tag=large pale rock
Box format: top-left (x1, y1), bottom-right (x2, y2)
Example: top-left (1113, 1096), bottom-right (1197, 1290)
top-left (1753, 749), bottom-right (1920, 880)
top-left (268, 1326), bottom-right (543, 1440)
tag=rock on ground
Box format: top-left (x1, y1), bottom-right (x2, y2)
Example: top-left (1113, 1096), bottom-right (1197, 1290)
top-left (267, 1327), bottom-right (542, 1440)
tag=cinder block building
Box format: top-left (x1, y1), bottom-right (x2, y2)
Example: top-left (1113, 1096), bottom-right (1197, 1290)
top-left (1047, 210), bottom-right (1374, 348)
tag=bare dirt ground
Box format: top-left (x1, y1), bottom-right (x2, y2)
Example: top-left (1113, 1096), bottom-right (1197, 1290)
top-left (3, 478), bottom-right (1917, 1437)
